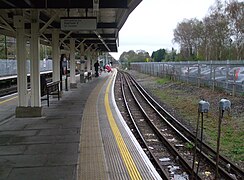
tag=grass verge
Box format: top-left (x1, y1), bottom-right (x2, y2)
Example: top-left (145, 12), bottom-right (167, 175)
top-left (152, 77), bottom-right (244, 163)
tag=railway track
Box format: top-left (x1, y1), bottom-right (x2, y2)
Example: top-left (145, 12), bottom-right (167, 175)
top-left (0, 85), bottom-right (17, 97)
top-left (0, 77), bottom-right (52, 97)
top-left (115, 70), bottom-right (244, 180)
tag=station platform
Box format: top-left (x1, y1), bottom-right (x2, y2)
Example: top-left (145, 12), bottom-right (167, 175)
top-left (0, 70), bottom-right (161, 180)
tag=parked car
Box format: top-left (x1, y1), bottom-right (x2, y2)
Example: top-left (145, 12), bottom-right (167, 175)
top-left (228, 67), bottom-right (244, 84)
top-left (200, 66), bottom-right (226, 80)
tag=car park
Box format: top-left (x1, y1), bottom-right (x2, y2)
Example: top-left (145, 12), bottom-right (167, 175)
top-left (228, 67), bottom-right (244, 84)
top-left (201, 67), bottom-right (226, 80)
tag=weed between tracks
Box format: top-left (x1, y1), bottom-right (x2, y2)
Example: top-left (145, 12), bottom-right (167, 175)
top-left (129, 70), bottom-right (244, 168)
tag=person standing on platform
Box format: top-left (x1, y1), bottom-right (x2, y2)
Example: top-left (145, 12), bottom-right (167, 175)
top-left (94, 60), bottom-right (100, 77)
top-left (60, 54), bottom-right (67, 90)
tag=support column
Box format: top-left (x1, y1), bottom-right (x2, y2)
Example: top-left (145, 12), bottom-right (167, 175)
top-left (80, 43), bottom-right (85, 73)
top-left (52, 29), bottom-right (60, 82)
top-left (14, 15), bottom-right (29, 117)
top-left (91, 51), bottom-right (95, 76)
top-left (30, 10), bottom-right (41, 108)
top-left (92, 50), bottom-right (98, 76)
top-left (16, 11), bottom-right (43, 117)
top-left (69, 38), bottom-right (77, 88)
top-left (87, 51), bottom-right (91, 73)
top-left (80, 43), bottom-right (85, 83)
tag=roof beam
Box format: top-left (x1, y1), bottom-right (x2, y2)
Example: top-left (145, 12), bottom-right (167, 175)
top-left (39, 10), bottom-right (60, 34)
top-left (39, 12), bottom-right (60, 29)
top-left (1, 0), bottom-right (17, 8)
top-left (0, 15), bottom-right (15, 32)
top-left (60, 31), bottom-right (73, 49)
top-left (12, 22), bottom-right (118, 30)
top-left (75, 39), bottom-right (86, 51)
top-left (43, 33), bottom-right (116, 39)
top-left (23, 0), bottom-right (34, 7)
top-left (99, 0), bottom-right (127, 8)
top-left (94, 31), bottom-right (110, 52)
top-left (0, 0), bottom-right (128, 9)
top-left (97, 22), bottom-right (117, 28)
top-left (84, 39), bottom-right (116, 44)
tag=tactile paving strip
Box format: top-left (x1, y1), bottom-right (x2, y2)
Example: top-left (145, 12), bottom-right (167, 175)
top-left (77, 76), bottom-right (109, 180)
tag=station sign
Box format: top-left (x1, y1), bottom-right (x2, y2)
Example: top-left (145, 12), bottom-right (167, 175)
top-left (61, 17), bottom-right (97, 31)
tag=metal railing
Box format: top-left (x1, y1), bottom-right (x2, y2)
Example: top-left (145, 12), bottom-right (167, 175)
top-left (131, 60), bottom-right (244, 95)
top-left (0, 59), bottom-right (53, 77)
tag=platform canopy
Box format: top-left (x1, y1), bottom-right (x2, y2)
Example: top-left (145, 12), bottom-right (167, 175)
top-left (0, 0), bottom-right (142, 52)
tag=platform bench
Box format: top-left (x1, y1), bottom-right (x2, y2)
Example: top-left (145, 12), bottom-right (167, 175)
top-left (41, 81), bottom-right (60, 107)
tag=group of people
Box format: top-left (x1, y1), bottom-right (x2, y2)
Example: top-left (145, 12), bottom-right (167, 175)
top-left (94, 61), bottom-right (112, 77)
top-left (60, 54), bottom-right (112, 78)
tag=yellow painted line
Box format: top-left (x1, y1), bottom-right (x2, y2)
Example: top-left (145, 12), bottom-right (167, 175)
top-left (104, 75), bottom-right (142, 180)
top-left (0, 96), bottom-right (17, 105)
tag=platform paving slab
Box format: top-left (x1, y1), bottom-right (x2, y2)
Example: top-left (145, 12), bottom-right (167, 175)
top-left (7, 166), bottom-right (75, 180)
top-left (0, 77), bottom-right (102, 180)
top-left (78, 75), bottom-right (109, 180)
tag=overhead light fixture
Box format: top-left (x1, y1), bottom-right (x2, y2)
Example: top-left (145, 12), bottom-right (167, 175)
top-left (94, 31), bottom-right (111, 52)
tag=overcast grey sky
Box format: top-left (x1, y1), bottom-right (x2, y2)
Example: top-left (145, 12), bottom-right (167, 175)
top-left (110, 0), bottom-right (217, 59)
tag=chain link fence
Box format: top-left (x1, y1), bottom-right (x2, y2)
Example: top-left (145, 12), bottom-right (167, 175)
top-left (131, 60), bottom-right (244, 95)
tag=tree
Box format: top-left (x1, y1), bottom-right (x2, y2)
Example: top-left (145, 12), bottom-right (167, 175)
top-left (0, 35), bottom-right (17, 60)
top-left (173, 19), bottom-right (196, 60)
top-left (136, 50), bottom-right (150, 62)
top-left (165, 48), bottom-right (178, 61)
top-left (172, 0), bottom-right (243, 60)
top-left (207, 0), bottom-right (229, 60)
top-left (225, 0), bottom-right (244, 60)
top-left (0, 35), bottom-right (5, 59)
top-left (119, 50), bottom-right (150, 68)
top-left (151, 49), bottom-right (166, 62)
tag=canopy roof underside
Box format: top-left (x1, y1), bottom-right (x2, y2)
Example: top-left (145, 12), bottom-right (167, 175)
top-left (0, 0), bottom-right (142, 52)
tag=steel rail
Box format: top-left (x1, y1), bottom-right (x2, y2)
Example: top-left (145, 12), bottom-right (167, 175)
top-left (118, 72), bottom-right (168, 179)
top-left (128, 72), bottom-right (244, 180)
top-left (121, 72), bottom-right (201, 179)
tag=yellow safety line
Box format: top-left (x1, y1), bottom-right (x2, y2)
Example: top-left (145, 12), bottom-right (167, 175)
top-left (104, 75), bottom-right (142, 180)
top-left (0, 96), bottom-right (17, 105)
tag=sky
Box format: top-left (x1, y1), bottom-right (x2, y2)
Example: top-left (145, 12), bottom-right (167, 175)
top-left (110, 0), bottom-right (218, 59)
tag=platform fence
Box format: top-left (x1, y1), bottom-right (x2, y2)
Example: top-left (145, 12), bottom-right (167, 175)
top-left (131, 60), bottom-right (244, 95)
top-left (0, 59), bottom-right (52, 76)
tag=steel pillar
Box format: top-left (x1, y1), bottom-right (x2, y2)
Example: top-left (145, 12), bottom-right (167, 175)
top-left (93, 51), bottom-right (98, 76)
top-left (52, 29), bottom-right (60, 82)
top-left (14, 15), bottom-right (28, 107)
top-left (80, 43), bottom-right (85, 72)
top-left (87, 51), bottom-right (91, 73)
top-left (30, 10), bottom-right (41, 107)
top-left (91, 52), bottom-right (96, 76)
top-left (69, 38), bottom-right (77, 88)
top-left (79, 43), bottom-right (85, 83)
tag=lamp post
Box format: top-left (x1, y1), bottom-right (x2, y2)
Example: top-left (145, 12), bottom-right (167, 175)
top-left (229, 38), bottom-right (232, 60)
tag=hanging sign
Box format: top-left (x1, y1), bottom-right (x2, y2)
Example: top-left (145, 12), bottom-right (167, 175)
top-left (61, 17), bottom-right (97, 31)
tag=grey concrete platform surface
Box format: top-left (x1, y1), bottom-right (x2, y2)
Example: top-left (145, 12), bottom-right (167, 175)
top-left (0, 76), bottom-right (102, 180)
top-left (78, 70), bottom-right (161, 180)
top-left (0, 71), bottom-right (161, 180)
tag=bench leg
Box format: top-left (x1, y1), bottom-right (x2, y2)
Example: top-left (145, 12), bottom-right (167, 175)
top-left (47, 93), bottom-right (49, 107)
top-left (58, 86), bottom-right (60, 100)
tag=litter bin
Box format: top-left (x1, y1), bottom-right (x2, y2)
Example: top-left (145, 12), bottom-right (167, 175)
top-left (40, 75), bottom-right (47, 96)
top-left (80, 73), bottom-right (85, 83)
